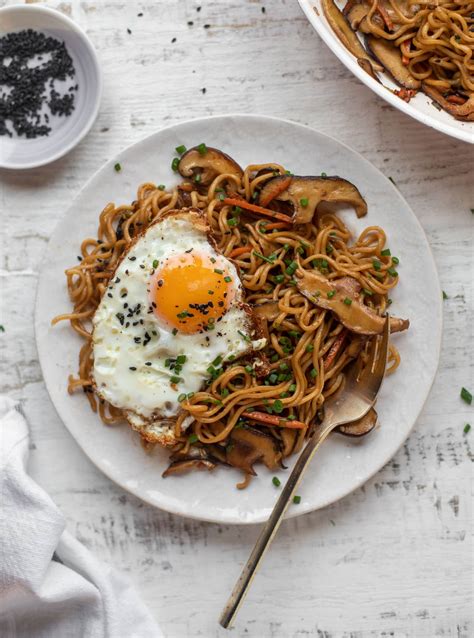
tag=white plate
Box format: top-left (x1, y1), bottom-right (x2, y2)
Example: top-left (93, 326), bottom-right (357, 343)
top-left (0, 4), bottom-right (102, 169)
top-left (298, 0), bottom-right (473, 145)
top-left (35, 115), bottom-right (442, 524)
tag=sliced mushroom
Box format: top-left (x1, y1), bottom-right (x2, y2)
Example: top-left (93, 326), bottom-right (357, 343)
top-left (347, 2), bottom-right (371, 32)
top-left (178, 146), bottom-right (243, 186)
top-left (258, 175), bottom-right (367, 224)
top-left (226, 425), bottom-right (281, 475)
top-left (321, 0), bottom-right (383, 74)
top-left (422, 84), bottom-right (474, 122)
top-left (337, 407), bottom-right (378, 436)
top-left (162, 459), bottom-right (216, 477)
top-left (365, 36), bottom-right (420, 90)
top-left (296, 269), bottom-right (409, 335)
top-left (253, 300), bottom-right (281, 322)
top-left (280, 427), bottom-right (298, 458)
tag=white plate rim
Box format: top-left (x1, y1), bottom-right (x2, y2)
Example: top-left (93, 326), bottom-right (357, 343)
top-left (297, 0), bottom-right (473, 145)
top-left (0, 3), bottom-right (103, 170)
top-left (34, 113), bottom-right (443, 524)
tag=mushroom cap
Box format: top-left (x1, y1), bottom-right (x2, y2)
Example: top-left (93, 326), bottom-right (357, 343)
top-left (178, 146), bottom-right (243, 185)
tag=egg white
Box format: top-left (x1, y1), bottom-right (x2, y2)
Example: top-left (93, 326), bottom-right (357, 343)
top-left (92, 210), bottom-right (264, 444)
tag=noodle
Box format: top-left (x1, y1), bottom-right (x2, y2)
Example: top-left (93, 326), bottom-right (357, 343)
top-left (54, 159), bottom-right (405, 482)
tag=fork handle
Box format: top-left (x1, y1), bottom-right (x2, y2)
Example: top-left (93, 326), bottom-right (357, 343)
top-left (219, 418), bottom-right (339, 629)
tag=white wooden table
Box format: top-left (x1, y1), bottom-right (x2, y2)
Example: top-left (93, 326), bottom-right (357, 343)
top-left (1, 1), bottom-right (473, 636)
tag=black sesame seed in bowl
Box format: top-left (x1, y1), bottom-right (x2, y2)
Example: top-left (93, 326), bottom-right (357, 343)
top-left (0, 4), bottom-right (102, 169)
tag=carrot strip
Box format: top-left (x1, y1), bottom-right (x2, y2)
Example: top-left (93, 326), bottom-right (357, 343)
top-left (242, 410), bottom-right (306, 429)
top-left (446, 95), bottom-right (467, 105)
top-left (229, 246), bottom-right (251, 258)
top-left (259, 175), bottom-right (292, 206)
top-left (261, 221), bottom-right (291, 230)
top-left (400, 40), bottom-right (411, 66)
top-left (342, 0), bottom-right (357, 15)
top-left (323, 329), bottom-right (347, 371)
top-left (223, 197), bottom-right (293, 224)
top-left (376, 3), bottom-right (394, 31)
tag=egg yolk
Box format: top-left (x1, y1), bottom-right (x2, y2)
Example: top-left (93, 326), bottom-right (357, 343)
top-left (150, 252), bottom-right (234, 334)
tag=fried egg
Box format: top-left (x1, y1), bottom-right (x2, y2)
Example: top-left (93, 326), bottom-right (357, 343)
top-left (91, 209), bottom-right (264, 446)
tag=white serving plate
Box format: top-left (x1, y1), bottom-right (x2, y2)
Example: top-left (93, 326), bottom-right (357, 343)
top-left (298, 0), bottom-right (473, 145)
top-left (0, 4), bottom-right (102, 169)
top-left (35, 114), bottom-right (442, 524)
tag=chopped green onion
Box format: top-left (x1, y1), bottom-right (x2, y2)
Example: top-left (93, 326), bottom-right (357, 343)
top-left (343, 297), bottom-right (352, 306)
top-left (172, 328), bottom-right (178, 335)
top-left (245, 365), bottom-right (253, 374)
top-left (177, 393), bottom-right (186, 402)
top-left (293, 495), bottom-right (301, 504)
top-left (224, 276), bottom-right (232, 283)
top-left (187, 392), bottom-right (195, 399)
top-left (212, 355), bottom-right (222, 366)
top-left (289, 384), bottom-right (296, 392)
top-left (392, 256), bottom-right (400, 265)
top-left (158, 184), bottom-right (166, 191)
top-left (273, 274), bottom-right (285, 284)
top-left (461, 387), bottom-right (472, 405)
top-left (114, 162), bottom-right (121, 172)
top-left (238, 330), bottom-right (250, 342)
top-left (197, 142), bottom-right (207, 155)
top-left (214, 268), bottom-right (223, 275)
top-left (273, 399), bottom-right (284, 413)
top-left (381, 248), bottom-right (391, 257)
top-left (152, 259), bottom-right (159, 268)
top-left (171, 157), bottom-right (179, 171)
top-left (288, 330), bottom-right (300, 338)
top-left (306, 344), bottom-right (314, 352)
top-left (327, 290), bottom-right (335, 299)
top-left (227, 217), bottom-right (239, 227)
top-left (194, 173), bottom-right (201, 183)
top-left (362, 288), bottom-right (373, 296)
top-left (279, 362), bottom-right (289, 371)
top-left (176, 355), bottom-right (186, 364)
top-left (442, 291), bottom-right (448, 300)
top-left (388, 268), bottom-right (398, 277)
top-left (326, 244), bottom-right (333, 254)
top-left (372, 259), bottom-right (381, 271)
top-left (272, 476), bottom-right (281, 487)
top-left (269, 373), bottom-right (278, 384)
top-left (321, 172), bottom-right (327, 177)
top-left (221, 388), bottom-right (229, 398)
top-left (310, 368), bottom-right (318, 379)
top-left (170, 375), bottom-right (181, 384)
top-left (286, 261), bottom-right (297, 276)
top-left (300, 198), bottom-right (309, 207)
top-left (463, 423), bottom-right (471, 434)
top-left (253, 250), bottom-right (275, 264)
top-left (188, 433), bottom-right (199, 444)
top-left (175, 144), bottom-right (187, 155)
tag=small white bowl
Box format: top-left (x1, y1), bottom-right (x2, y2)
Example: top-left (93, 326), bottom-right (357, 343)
top-left (0, 4), bottom-right (102, 169)
top-left (298, 0), bottom-right (473, 144)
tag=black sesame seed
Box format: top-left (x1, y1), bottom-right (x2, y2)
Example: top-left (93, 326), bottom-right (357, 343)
top-left (171, 37), bottom-right (177, 43)
top-left (129, 366), bottom-right (137, 371)
top-left (127, 28), bottom-right (132, 34)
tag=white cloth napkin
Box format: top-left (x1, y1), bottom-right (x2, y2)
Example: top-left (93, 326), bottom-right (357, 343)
top-left (0, 396), bottom-right (162, 638)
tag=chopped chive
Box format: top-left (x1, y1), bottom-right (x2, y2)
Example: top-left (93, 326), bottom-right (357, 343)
top-left (362, 288), bottom-right (373, 296)
top-left (210, 257), bottom-right (216, 263)
top-left (372, 259), bottom-right (381, 271)
top-left (442, 291), bottom-right (448, 300)
top-left (194, 173), bottom-right (201, 183)
top-left (176, 355), bottom-right (186, 364)
top-left (238, 330), bottom-right (250, 342)
top-left (228, 355), bottom-right (236, 361)
top-left (175, 144), bottom-right (187, 155)
top-left (212, 355), bottom-right (223, 366)
top-left (388, 268), bottom-right (398, 277)
top-left (288, 330), bottom-right (300, 338)
top-left (214, 268), bottom-right (223, 275)
top-left (221, 388), bottom-right (230, 398)
top-left (300, 198), bottom-right (309, 207)
top-left (326, 244), bottom-right (333, 254)
top-left (171, 157), bottom-right (179, 171)
top-left (158, 184), bottom-right (166, 190)
top-left (273, 274), bottom-right (285, 284)
top-left (227, 217), bottom-right (239, 227)
top-left (293, 495), bottom-right (301, 504)
top-left (272, 476), bottom-right (281, 487)
top-left (289, 383), bottom-right (296, 392)
top-left (152, 259), bottom-right (159, 268)
top-left (343, 297), bottom-right (352, 306)
top-left (197, 142), bottom-right (207, 155)
top-left (269, 373), bottom-right (278, 384)
top-left (392, 256), bottom-right (400, 265)
top-left (310, 368), bottom-right (318, 379)
top-left (253, 250), bottom-right (275, 264)
top-left (114, 162), bottom-right (121, 172)
top-left (224, 276), bottom-right (232, 283)
top-left (177, 393), bottom-right (186, 402)
top-left (381, 248), bottom-right (391, 257)
top-left (187, 392), bottom-right (195, 399)
top-left (463, 423), bottom-right (471, 434)
top-left (219, 193), bottom-right (226, 201)
top-left (327, 290), bottom-right (335, 299)
top-left (279, 362), bottom-right (289, 371)
top-left (188, 433), bottom-right (199, 444)
top-left (387, 299), bottom-right (393, 306)
top-left (461, 387), bottom-right (472, 405)
top-left (170, 375), bottom-right (181, 384)
top-left (286, 261), bottom-right (297, 276)
top-left (273, 399), bottom-right (284, 413)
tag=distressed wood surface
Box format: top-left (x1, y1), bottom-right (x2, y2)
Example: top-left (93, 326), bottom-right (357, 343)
top-left (0, 0), bottom-right (472, 636)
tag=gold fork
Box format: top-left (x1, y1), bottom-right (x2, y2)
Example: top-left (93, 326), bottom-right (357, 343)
top-left (219, 316), bottom-right (390, 629)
